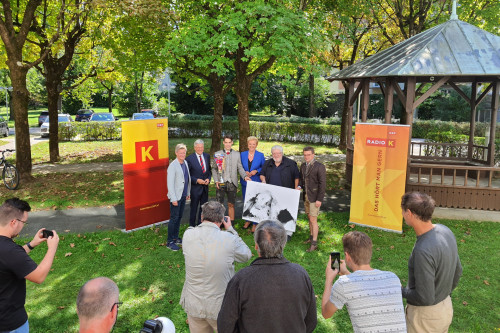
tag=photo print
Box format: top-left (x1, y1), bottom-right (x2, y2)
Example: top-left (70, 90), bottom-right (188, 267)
top-left (242, 181), bottom-right (300, 233)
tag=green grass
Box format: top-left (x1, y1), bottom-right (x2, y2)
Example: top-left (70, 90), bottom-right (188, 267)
top-left (0, 139), bottom-right (10, 146)
top-left (0, 171), bottom-right (123, 210)
top-left (18, 213), bottom-right (499, 332)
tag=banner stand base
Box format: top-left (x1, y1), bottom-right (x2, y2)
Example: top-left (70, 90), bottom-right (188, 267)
top-left (349, 221), bottom-right (402, 234)
top-left (121, 220), bottom-right (170, 233)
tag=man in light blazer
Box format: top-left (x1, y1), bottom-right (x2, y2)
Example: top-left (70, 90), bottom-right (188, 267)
top-left (167, 143), bottom-right (191, 251)
top-left (186, 139), bottom-right (212, 227)
top-left (212, 135), bottom-right (249, 224)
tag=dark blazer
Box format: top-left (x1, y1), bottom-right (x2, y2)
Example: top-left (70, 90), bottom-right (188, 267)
top-left (299, 160), bottom-right (326, 202)
top-left (186, 152), bottom-right (212, 196)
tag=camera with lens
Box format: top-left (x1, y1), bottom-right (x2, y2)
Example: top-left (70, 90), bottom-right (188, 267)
top-left (139, 317), bottom-right (175, 333)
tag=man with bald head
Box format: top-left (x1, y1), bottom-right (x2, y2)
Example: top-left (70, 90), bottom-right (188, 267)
top-left (77, 277), bottom-right (120, 333)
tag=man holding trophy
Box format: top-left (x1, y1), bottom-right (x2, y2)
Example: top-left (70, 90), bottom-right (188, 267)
top-left (213, 135), bottom-right (249, 224)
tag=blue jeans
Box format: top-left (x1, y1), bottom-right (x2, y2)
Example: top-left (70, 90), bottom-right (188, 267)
top-left (8, 320), bottom-right (29, 333)
top-left (168, 196), bottom-right (186, 243)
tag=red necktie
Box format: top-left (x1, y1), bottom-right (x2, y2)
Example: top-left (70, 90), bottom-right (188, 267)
top-left (199, 155), bottom-right (206, 173)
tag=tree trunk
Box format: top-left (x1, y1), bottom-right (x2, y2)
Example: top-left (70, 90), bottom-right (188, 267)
top-left (234, 76), bottom-right (251, 153)
top-left (309, 74), bottom-right (316, 117)
top-left (210, 84), bottom-right (224, 156)
top-left (8, 65), bottom-right (33, 181)
top-left (108, 87), bottom-right (113, 113)
top-left (46, 78), bottom-right (60, 162)
top-left (339, 83), bottom-right (350, 150)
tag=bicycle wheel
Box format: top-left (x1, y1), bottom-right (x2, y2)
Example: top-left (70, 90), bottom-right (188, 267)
top-left (3, 163), bottom-right (20, 190)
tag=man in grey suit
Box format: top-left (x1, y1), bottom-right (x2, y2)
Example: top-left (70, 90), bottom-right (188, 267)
top-left (167, 143), bottom-right (191, 251)
top-left (212, 135), bottom-right (248, 224)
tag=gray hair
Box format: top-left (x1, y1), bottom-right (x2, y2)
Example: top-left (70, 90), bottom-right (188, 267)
top-left (194, 139), bottom-right (204, 147)
top-left (254, 220), bottom-right (287, 258)
top-left (175, 143), bottom-right (187, 153)
top-left (77, 277), bottom-right (119, 320)
top-left (201, 201), bottom-right (225, 223)
top-left (271, 145), bottom-right (283, 154)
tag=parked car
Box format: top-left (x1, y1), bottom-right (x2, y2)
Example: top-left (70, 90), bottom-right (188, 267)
top-left (40, 114), bottom-right (73, 138)
top-left (130, 112), bottom-right (155, 120)
top-left (38, 110), bottom-right (49, 126)
top-left (140, 109), bottom-right (158, 118)
top-left (89, 113), bottom-right (116, 122)
top-left (75, 109), bottom-right (95, 122)
top-left (0, 115), bottom-right (8, 137)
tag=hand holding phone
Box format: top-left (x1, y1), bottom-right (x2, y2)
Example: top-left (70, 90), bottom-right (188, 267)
top-left (42, 229), bottom-right (54, 239)
top-left (330, 252), bottom-right (341, 271)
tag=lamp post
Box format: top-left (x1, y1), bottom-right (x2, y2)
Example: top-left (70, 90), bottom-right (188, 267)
top-left (0, 86), bottom-right (13, 118)
top-left (164, 73), bottom-right (172, 116)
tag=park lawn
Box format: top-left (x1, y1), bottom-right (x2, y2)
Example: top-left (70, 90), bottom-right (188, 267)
top-left (20, 213), bottom-right (499, 332)
top-left (0, 171), bottom-right (124, 210)
top-left (27, 138), bottom-right (342, 165)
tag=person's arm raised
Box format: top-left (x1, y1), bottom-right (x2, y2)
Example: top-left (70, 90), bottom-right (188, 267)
top-left (25, 231), bottom-right (59, 284)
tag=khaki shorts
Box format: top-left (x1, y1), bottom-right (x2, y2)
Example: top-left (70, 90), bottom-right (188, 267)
top-left (305, 194), bottom-right (320, 217)
top-left (187, 314), bottom-right (218, 333)
top-left (406, 295), bottom-right (453, 333)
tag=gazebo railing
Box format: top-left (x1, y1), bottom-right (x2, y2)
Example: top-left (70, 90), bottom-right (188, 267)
top-left (408, 163), bottom-right (499, 188)
top-left (407, 162), bottom-right (500, 210)
top-left (410, 141), bottom-right (488, 163)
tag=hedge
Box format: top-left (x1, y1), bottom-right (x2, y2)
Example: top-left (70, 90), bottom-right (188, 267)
top-left (168, 120), bottom-right (343, 145)
top-left (59, 122), bottom-right (121, 141)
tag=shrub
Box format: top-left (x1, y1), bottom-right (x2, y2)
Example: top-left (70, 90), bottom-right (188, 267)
top-left (168, 119), bottom-right (342, 145)
top-left (58, 122), bottom-right (121, 141)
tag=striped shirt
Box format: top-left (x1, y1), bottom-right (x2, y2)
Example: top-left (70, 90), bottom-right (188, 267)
top-left (330, 269), bottom-right (407, 333)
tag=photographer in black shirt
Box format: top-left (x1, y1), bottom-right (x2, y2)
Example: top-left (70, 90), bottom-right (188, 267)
top-left (0, 198), bottom-right (59, 332)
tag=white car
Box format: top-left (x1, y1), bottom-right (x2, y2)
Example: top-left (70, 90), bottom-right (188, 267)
top-left (130, 112), bottom-right (155, 120)
top-left (40, 114), bottom-right (73, 138)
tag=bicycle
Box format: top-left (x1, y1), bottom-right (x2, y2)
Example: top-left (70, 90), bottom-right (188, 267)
top-left (1, 149), bottom-right (20, 190)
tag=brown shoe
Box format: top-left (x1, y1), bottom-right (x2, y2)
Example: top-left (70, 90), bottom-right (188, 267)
top-left (306, 241), bottom-right (318, 252)
top-left (303, 236), bottom-right (312, 244)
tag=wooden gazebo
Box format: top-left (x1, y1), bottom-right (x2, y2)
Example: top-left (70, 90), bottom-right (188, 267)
top-left (328, 15), bottom-right (500, 210)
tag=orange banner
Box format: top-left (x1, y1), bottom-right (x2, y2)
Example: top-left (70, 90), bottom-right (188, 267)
top-left (349, 123), bottom-right (410, 233)
top-left (122, 119), bottom-right (169, 230)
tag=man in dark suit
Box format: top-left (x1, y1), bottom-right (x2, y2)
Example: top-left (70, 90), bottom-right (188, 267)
top-left (186, 139), bottom-right (212, 227)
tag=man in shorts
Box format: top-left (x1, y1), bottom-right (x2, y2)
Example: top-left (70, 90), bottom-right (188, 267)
top-left (298, 146), bottom-right (326, 252)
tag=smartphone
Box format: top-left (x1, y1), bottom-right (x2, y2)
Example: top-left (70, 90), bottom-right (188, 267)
top-left (42, 229), bottom-right (54, 238)
top-left (330, 252), bottom-right (341, 270)
top-left (224, 217), bottom-right (230, 224)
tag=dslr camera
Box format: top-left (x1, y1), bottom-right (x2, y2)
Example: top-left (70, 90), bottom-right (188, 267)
top-left (140, 317), bottom-right (175, 333)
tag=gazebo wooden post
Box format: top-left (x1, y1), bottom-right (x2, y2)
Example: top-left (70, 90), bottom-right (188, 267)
top-left (384, 78), bottom-right (394, 124)
top-left (347, 79), bottom-right (355, 148)
top-left (467, 81), bottom-right (478, 161)
top-left (361, 79), bottom-right (370, 122)
top-left (488, 81), bottom-right (499, 166)
top-left (405, 77), bottom-right (416, 184)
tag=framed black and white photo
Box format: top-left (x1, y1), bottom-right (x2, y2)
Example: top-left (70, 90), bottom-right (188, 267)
top-left (242, 181), bottom-right (300, 233)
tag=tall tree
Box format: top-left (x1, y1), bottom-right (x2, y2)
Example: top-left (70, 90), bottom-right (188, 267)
top-left (0, 0), bottom-right (63, 179)
top-left (31, 0), bottom-right (94, 162)
top-left (165, 0), bottom-right (317, 152)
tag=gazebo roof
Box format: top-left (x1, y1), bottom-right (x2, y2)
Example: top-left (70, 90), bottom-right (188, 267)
top-left (328, 19), bottom-right (500, 80)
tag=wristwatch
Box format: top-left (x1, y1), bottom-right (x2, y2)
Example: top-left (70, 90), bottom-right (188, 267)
top-left (26, 242), bottom-right (34, 250)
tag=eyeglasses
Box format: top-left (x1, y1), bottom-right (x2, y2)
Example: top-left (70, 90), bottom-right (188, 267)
top-left (16, 218), bottom-right (28, 224)
top-left (110, 302), bottom-right (122, 312)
